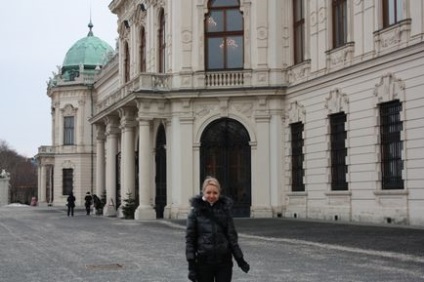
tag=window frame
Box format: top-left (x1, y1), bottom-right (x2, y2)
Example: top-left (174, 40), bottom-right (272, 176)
top-left (62, 168), bottom-right (73, 195)
top-left (291, 122), bottom-right (305, 192)
top-left (140, 26), bottom-right (146, 73)
top-left (330, 112), bottom-right (348, 191)
top-left (124, 41), bottom-right (130, 83)
top-left (63, 116), bottom-right (75, 146)
top-left (332, 0), bottom-right (348, 49)
top-left (379, 100), bottom-right (404, 190)
top-left (158, 9), bottom-right (166, 73)
top-left (293, 0), bottom-right (305, 65)
top-left (205, 0), bottom-right (244, 71)
top-left (382, 0), bottom-right (403, 28)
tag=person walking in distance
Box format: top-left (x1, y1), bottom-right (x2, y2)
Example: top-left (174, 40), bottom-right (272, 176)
top-left (84, 192), bottom-right (93, 215)
top-left (67, 192), bottom-right (76, 217)
top-left (185, 176), bottom-right (250, 282)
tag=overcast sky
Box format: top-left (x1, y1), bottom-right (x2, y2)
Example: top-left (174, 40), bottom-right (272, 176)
top-left (0, 0), bottom-right (118, 157)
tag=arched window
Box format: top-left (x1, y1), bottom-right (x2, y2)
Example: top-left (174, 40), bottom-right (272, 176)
top-left (158, 9), bottom-right (165, 73)
top-left (124, 41), bottom-right (130, 82)
top-left (205, 0), bottom-right (243, 71)
top-left (140, 26), bottom-right (146, 72)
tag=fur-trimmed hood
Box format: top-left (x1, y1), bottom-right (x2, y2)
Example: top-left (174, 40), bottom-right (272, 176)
top-left (189, 194), bottom-right (233, 211)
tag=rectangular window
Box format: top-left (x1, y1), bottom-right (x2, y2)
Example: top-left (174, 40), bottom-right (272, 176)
top-left (158, 9), bottom-right (166, 73)
top-left (380, 100), bottom-right (403, 189)
top-left (140, 27), bottom-right (146, 72)
top-left (63, 169), bottom-right (73, 195)
top-left (293, 0), bottom-right (305, 65)
top-left (64, 116), bottom-right (74, 145)
top-left (383, 0), bottom-right (403, 28)
top-left (332, 0), bottom-right (347, 48)
top-left (205, 2), bottom-right (244, 71)
top-left (330, 113), bottom-right (348, 191)
top-left (291, 122), bottom-right (305, 192)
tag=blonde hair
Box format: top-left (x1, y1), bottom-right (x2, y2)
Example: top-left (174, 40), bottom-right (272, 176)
top-left (202, 176), bottom-right (221, 192)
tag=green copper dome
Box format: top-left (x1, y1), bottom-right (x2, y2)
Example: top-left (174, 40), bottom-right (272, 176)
top-left (61, 22), bottom-right (114, 80)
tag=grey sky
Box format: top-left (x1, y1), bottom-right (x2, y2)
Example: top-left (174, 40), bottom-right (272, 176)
top-left (0, 0), bottom-right (118, 157)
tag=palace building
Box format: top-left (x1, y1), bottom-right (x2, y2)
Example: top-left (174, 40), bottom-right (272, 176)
top-left (36, 0), bottom-right (424, 226)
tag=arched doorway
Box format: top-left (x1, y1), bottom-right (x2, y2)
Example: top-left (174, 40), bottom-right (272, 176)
top-left (200, 118), bottom-right (251, 217)
top-left (155, 124), bottom-right (167, 218)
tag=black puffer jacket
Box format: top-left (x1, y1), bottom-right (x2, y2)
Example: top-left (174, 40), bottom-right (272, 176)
top-left (185, 195), bottom-right (244, 264)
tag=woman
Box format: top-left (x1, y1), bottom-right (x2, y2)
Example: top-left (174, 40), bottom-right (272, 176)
top-left (185, 176), bottom-right (250, 282)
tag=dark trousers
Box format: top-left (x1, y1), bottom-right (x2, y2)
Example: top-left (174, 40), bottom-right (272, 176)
top-left (197, 262), bottom-right (233, 282)
top-left (67, 206), bottom-right (74, 216)
top-left (85, 205), bottom-right (91, 215)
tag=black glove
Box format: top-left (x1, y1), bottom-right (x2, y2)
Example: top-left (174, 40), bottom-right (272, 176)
top-left (236, 257), bottom-right (250, 273)
top-left (188, 260), bottom-right (198, 282)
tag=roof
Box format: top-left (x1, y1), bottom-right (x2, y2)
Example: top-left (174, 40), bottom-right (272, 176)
top-left (61, 21), bottom-right (114, 80)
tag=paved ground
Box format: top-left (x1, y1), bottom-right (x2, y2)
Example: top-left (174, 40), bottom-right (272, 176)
top-left (0, 205), bottom-right (423, 282)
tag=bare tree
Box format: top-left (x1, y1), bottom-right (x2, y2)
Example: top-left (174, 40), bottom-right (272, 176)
top-left (0, 139), bottom-right (37, 204)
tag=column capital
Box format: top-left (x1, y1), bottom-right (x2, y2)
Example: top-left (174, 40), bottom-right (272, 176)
top-left (136, 116), bottom-right (153, 126)
top-left (95, 124), bottom-right (106, 141)
top-left (104, 116), bottom-right (120, 136)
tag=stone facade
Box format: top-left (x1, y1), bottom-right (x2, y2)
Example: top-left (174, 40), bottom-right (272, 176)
top-left (36, 0), bottom-right (424, 226)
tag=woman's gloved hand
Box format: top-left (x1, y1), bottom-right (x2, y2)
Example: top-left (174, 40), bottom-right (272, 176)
top-left (188, 260), bottom-right (198, 281)
top-left (236, 257), bottom-right (250, 273)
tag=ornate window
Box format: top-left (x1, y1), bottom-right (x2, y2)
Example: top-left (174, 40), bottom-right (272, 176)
top-left (293, 0), bottom-right (305, 65)
top-left (382, 0), bottom-right (403, 28)
top-left (140, 27), bottom-right (146, 73)
top-left (62, 168), bottom-right (73, 195)
top-left (64, 116), bottom-right (74, 145)
top-left (380, 100), bottom-right (403, 189)
top-left (330, 113), bottom-right (348, 191)
top-left (158, 9), bottom-right (166, 73)
top-left (291, 122), bottom-right (304, 192)
top-left (205, 0), bottom-right (243, 70)
top-left (332, 0), bottom-right (347, 48)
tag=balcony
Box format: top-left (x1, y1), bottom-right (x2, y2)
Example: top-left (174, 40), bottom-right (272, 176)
top-left (37, 146), bottom-right (55, 155)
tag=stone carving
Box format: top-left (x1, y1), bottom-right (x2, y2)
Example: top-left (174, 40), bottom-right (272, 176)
top-left (325, 88), bottom-right (349, 114)
top-left (195, 104), bottom-right (215, 118)
top-left (62, 104), bottom-right (77, 115)
top-left (182, 30), bottom-right (192, 44)
top-left (257, 26), bottom-right (268, 40)
top-left (287, 101), bottom-right (305, 124)
top-left (374, 73), bottom-right (405, 103)
top-left (232, 103), bottom-right (253, 117)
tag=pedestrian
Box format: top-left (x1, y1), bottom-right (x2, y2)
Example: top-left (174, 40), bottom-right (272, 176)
top-left (67, 192), bottom-right (76, 217)
top-left (185, 176), bottom-right (250, 282)
top-left (84, 192), bottom-right (92, 215)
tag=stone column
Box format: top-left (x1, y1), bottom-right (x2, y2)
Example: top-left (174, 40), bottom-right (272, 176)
top-left (104, 116), bottom-right (120, 217)
top-left (119, 108), bottom-right (137, 212)
top-left (135, 117), bottom-right (156, 220)
top-left (95, 124), bottom-right (106, 197)
top-left (40, 165), bottom-right (47, 203)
